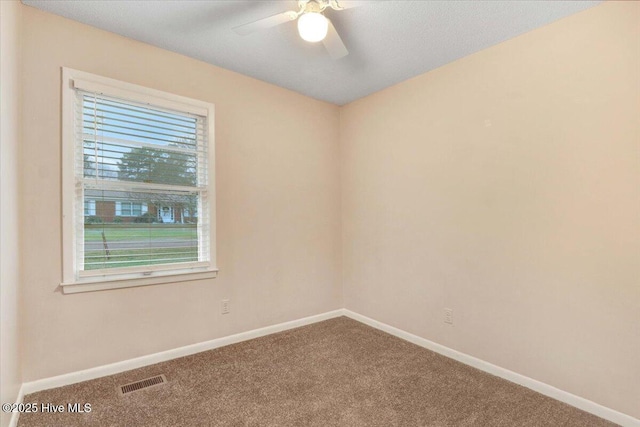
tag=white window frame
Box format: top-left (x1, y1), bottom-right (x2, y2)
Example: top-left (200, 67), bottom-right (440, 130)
top-left (61, 68), bottom-right (217, 293)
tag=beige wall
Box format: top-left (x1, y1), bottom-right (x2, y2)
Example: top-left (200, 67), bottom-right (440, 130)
top-left (0, 1), bottom-right (23, 426)
top-left (20, 5), bottom-right (341, 381)
top-left (340, 1), bottom-right (639, 419)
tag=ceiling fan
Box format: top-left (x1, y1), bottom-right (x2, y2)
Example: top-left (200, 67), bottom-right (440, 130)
top-left (233, 0), bottom-right (358, 60)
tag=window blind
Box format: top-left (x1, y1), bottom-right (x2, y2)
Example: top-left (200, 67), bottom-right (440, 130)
top-left (75, 90), bottom-right (210, 275)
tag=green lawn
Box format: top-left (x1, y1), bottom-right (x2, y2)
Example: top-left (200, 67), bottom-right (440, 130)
top-left (84, 225), bottom-right (199, 270)
top-left (85, 247), bottom-right (197, 270)
top-left (84, 225), bottom-right (197, 242)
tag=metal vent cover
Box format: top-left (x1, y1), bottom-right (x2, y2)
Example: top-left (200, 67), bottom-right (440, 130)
top-left (118, 375), bottom-right (167, 395)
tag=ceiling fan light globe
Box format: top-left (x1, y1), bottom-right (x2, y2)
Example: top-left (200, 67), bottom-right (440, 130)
top-left (298, 12), bottom-right (328, 42)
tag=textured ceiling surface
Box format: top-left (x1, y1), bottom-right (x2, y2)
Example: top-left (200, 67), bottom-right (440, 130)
top-left (23, 0), bottom-right (600, 105)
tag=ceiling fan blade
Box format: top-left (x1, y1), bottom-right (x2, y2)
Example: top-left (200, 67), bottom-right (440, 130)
top-left (233, 12), bottom-right (295, 36)
top-left (329, 0), bottom-right (363, 10)
top-left (323, 19), bottom-right (349, 60)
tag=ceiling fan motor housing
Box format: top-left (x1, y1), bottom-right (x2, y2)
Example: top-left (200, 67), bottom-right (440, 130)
top-left (299, 0), bottom-right (347, 14)
top-left (304, 1), bottom-right (324, 14)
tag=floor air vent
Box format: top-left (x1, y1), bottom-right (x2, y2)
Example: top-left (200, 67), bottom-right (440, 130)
top-left (119, 375), bottom-right (167, 395)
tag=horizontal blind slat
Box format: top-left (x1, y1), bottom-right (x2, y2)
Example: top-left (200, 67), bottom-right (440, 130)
top-left (81, 107), bottom-right (202, 132)
top-left (86, 97), bottom-right (200, 123)
top-left (81, 137), bottom-right (203, 156)
top-left (81, 121), bottom-right (200, 143)
top-left (83, 179), bottom-right (205, 194)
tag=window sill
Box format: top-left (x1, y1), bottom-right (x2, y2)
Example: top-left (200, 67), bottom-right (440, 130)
top-left (60, 268), bottom-right (218, 294)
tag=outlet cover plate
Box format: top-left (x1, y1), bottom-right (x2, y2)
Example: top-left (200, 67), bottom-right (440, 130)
top-left (444, 308), bottom-right (453, 324)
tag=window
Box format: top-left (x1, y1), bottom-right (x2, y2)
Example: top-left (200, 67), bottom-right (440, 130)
top-left (116, 201), bottom-right (147, 217)
top-left (84, 200), bottom-right (96, 216)
top-left (184, 207), bottom-right (197, 218)
top-left (62, 68), bottom-right (217, 293)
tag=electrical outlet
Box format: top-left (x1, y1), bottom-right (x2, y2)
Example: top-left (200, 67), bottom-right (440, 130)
top-left (444, 308), bottom-right (453, 325)
top-left (221, 299), bottom-right (230, 315)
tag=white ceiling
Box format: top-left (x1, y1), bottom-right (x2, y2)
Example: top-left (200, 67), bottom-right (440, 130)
top-left (22, 0), bottom-right (600, 105)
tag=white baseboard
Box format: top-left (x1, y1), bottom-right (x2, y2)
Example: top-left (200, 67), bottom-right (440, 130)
top-left (15, 308), bottom-right (638, 427)
top-left (21, 309), bottom-right (344, 396)
top-left (8, 384), bottom-right (24, 427)
top-left (343, 309), bottom-right (639, 427)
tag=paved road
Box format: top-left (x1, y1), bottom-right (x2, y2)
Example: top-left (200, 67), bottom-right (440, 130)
top-left (85, 240), bottom-right (196, 250)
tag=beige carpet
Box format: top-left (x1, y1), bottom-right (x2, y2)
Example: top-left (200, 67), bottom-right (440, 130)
top-left (18, 317), bottom-right (615, 426)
